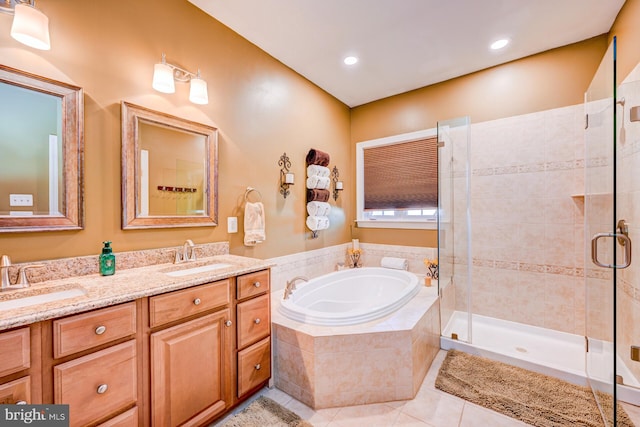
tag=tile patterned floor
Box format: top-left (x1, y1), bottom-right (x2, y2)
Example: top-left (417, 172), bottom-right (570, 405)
top-left (215, 350), bottom-right (640, 427)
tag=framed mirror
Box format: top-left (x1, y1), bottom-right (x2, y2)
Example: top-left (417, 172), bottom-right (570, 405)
top-left (0, 65), bottom-right (84, 233)
top-left (121, 102), bottom-right (218, 229)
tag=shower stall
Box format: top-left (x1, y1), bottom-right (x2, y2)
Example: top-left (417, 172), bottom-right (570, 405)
top-left (438, 37), bottom-right (640, 425)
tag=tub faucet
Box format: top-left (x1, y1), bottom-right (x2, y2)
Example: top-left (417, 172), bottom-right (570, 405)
top-left (283, 276), bottom-right (308, 300)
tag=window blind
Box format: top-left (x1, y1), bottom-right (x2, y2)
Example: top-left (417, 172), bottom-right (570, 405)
top-left (363, 136), bottom-right (438, 210)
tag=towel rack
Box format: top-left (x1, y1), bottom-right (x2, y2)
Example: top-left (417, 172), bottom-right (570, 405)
top-left (244, 187), bottom-right (263, 203)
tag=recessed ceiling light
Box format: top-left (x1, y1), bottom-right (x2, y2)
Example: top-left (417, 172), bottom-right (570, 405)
top-left (344, 56), bottom-right (358, 65)
top-left (490, 39), bottom-right (509, 50)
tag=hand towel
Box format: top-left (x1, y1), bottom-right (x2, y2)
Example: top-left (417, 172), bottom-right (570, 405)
top-left (306, 189), bottom-right (330, 202)
top-left (306, 201), bottom-right (331, 217)
top-left (307, 164), bottom-right (330, 178)
top-left (306, 215), bottom-right (330, 231)
top-left (306, 148), bottom-right (330, 166)
top-left (244, 201), bottom-right (266, 246)
top-left (381, 257), bottom-right (408, 270)
top-left (306, 176), bottom-right (330, 190)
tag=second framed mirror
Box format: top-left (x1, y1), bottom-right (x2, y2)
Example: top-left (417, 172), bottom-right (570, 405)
top-left (121, 102), bottom-right (218, 229)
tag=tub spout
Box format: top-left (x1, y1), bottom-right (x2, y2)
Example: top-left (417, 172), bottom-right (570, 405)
top-left (284, 276), bottom-right (308, 300)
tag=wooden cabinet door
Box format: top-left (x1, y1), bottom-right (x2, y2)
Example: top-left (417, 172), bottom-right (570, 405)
top-left (151, 309), bottom-right (232, 427)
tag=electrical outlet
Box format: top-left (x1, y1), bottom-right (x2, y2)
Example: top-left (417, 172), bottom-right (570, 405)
top-left (9, 194), bottom-right (33, 207)
top-left (227, 217), bottom-right (238, 233)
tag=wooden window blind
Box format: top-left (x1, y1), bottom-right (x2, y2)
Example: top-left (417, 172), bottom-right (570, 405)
top-left (363, 136), bottom-right (438, 210)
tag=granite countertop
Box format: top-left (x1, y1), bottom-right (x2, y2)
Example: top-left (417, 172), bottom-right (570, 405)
top-left (0, 254), bottom-right (273, 331)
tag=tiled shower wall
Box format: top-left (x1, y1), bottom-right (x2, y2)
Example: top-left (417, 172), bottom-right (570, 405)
top-left (617, 64), bottom-right (640, 381)
top-left (457, 104), bottom-right (592, 336)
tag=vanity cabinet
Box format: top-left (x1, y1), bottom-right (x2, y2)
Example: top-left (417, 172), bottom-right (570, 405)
top-left (0, 328), bottom-right (31, 404)
top-left (235, 270), bottom-right (271, 398)
top-left (149, 280), bottom-right (233, 427)
top-left (1, 266), bottom-right (271, 427)
top-left (50, 302), bottom-right (138, 427)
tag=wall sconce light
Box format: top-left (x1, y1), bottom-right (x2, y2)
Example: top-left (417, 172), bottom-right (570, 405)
top-left (1, 0), bottom-right (51, 50)
top-left (278, 152), bottom-right (294, 198)
top-left (152, 53), bottom-right (208, 105)
top-left (331, 166), bottom-right (343, 201)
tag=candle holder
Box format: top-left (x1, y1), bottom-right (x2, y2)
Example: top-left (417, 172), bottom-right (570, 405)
top-left (348, 249), bottom-right (362, 268)
top-left (424, 258), bottom-right (439, 280)
top-left (331, 166), bottom-right (343, 201)
top-left (278, 152), bottom-right (294, 198)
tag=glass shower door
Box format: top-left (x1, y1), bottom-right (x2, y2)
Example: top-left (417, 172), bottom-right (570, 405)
top-left (437, 116), bottom-right (472, 343)
top-left (584, 37), bottom-right (619, 425)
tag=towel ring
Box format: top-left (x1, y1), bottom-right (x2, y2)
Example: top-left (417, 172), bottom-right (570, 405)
top-left (244, 187), bottom-right (263, 203)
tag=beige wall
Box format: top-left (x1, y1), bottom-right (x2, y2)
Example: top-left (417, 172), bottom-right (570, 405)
top-left (350, 35), bottom-right (609, 247)
top-left (610, 0), bottom-right (640, 84)
top-left (0, 0), bottom-right (351, 263)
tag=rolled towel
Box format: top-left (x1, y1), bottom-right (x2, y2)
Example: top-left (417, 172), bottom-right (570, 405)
top-left (306, 215), bottom-right (329, 231)
top-left (306, 188), bottom-right (330, 202)
top-left (307, 164), bottom-right (330, 178)
top-left (313, 176), bottom-right (330, 190)
top-left (306, 148), bottom-right (330, 166)
top-left (381, 257), bottom-right (408, 270)
top-left (306, 176), bottom-right (320, 189)
top-left (307, 201), bottom-right (331, 217)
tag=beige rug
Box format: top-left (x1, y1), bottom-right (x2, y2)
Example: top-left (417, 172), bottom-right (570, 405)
top-left (218, 396), bottom-right (313, 427)
top-left (435, 350), bottom-right (635, 427)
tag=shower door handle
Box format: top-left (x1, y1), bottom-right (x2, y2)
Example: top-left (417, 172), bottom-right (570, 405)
top-left (591, 232), bottom-right (632, 269)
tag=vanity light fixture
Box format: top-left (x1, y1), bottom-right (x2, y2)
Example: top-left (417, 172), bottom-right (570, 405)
top-left (152, 53), bottom-right (209, 105)
top-left (331, 166), bottom-right (343, 201)
top-left (1, 0), bottom-right (51, 50)
top-left (278, 152), bottom-right (294, 199)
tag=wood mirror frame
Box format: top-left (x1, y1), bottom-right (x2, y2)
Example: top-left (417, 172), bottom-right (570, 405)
top-left (0, 65), bottom-right (84, 233)
top-left (121, 102), bottom-right (219, 229)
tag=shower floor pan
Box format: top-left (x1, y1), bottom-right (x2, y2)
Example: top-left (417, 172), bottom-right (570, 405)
top-left (441, 310), bottom-right (640, 404)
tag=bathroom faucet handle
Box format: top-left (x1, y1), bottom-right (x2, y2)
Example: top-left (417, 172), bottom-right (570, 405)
top-left (17, 265), bottom-right (45, 286)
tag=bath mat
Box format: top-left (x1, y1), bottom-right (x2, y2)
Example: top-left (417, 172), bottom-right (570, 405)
top-left (435, 350), bottom-right (635, 427)
top-left (217, 396), bottom-right (313, 427)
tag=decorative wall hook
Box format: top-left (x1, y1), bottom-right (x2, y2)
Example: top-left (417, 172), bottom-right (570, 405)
top-left (331, 166), bottom-right (343, 201)
top-left (278, 152), bottom-right (294, 198)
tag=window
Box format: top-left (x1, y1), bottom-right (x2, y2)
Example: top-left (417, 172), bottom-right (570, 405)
top-left (356, 128), bottom-right (438, 229)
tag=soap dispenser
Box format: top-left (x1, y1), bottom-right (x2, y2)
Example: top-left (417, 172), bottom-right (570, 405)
top-left (99, 241), bottom-right (116, 276)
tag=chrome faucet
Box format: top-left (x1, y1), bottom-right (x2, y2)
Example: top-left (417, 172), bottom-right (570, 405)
top-left (174, 240), bottom-right (197, 263)
top-left (1, 255), bottom-right (45, 290)
top-left (283, 276), bottom-right (308, 300)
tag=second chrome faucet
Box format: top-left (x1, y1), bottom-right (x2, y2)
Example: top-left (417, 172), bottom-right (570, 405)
top-left (174, 240), bottom-right (197, 264)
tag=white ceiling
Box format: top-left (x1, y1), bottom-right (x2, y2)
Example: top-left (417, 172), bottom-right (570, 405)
top-left (189, 0), bottom-right (625, 107)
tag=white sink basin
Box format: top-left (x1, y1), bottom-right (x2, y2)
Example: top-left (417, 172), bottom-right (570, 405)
top-left (164, 263), bottom-right (233, 277)
top-left (0, 287), bottom-right (87, 311)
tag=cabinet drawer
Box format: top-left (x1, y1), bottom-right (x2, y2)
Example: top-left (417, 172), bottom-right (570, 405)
top-left (96, 407), bottom-right (138, 427)
top-left (237, 294), bottom-right (270, 349)
top-left (238, 337), bottom-right (271, 397)
top-left (54, 340), bottom-right (137, 427)
top-left (149, 280), bottom-right (230, 328)
top-left (237, 270), bottom-right (270, 300)
top-left (53, 302), bottom-right (136, 358)
top-left (0, 376), bottom-right (30, 405)
top-left (0, 327), bottom-right (29, 377)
